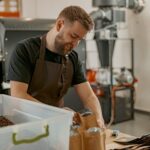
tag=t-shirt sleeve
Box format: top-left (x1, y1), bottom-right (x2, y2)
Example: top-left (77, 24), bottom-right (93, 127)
top-left (71, 51), bottom-right (87, 86)
top-left (7, 43), bottom-right (33, 83)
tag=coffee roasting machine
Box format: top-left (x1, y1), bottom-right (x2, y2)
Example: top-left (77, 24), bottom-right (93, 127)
top-left (86, 0), bottom-right (144, 124)
top-left (65, 0), bottom-right (144, 124)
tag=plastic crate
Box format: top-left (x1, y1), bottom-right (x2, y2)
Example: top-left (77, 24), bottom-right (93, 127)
top-left (0, 94), bottom-right (73, 150)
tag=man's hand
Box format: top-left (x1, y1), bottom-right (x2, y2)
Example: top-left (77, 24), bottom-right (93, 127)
top-left (97, 118), bottom-right (106, 129)
top-left (74, 82), bottom-right (106, 129)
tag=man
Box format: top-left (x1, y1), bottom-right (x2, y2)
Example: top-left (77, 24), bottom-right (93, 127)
top-left (8, 6), bottom-right (105, 128)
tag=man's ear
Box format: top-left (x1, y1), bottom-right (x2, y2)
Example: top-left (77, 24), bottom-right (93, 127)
top-left (56, 19), bottom-right (64, 32)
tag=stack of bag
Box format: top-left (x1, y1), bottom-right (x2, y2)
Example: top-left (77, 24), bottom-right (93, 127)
top-left (69, 112), bottom-right (106, 150)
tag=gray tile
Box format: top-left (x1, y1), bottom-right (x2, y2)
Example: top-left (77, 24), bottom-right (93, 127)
top-left (110, 112), bottom-right (150, 137)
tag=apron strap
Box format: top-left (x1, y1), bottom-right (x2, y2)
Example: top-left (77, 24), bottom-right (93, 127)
top-left (58, 55), bottom-right (70, 98)
top-left (39, 34), bottom-right (47, 60)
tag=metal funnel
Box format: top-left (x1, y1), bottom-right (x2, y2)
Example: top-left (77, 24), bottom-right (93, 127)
top-left (96, 39), bottom-right (115, 67)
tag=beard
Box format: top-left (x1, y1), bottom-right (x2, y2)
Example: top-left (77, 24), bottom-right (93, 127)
top-left (54, 34), bottom-right (73, 55)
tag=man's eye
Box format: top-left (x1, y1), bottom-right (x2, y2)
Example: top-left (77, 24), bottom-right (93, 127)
top-left (71, 35), bottom-right (77, 39)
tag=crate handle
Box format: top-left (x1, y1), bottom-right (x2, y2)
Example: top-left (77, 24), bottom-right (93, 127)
top-left (12, 125), bottom-right (49, 145)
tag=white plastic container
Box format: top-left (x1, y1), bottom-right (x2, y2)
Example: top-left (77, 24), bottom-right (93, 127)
top-left (0, 94), bottom-right (73, 150)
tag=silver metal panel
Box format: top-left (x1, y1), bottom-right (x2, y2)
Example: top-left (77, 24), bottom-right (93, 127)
top-left (0, 18), bottom-right (55, 31)
top-left (0, 18), bottom-right (55, 81)
top-left (112, 10), bottom-right (125, 23)
top-left (93, 0), bottom-right (126, 7)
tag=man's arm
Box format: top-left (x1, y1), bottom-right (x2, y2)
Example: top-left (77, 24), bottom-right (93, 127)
top-left (10, 81), bottom-right (40, 103)
top-left (74, 81), bottom-right (105, 128)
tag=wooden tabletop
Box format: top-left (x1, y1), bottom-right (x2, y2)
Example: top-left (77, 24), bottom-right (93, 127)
top-left (105, 129), bottom-right (135, 150)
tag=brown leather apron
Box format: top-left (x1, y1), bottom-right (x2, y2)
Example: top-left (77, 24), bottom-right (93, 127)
top-left (27, 35), bottom-right (73, 107)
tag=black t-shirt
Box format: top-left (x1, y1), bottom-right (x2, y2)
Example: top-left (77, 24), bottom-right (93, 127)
top-left (7, 36), bottom-right (87, 86)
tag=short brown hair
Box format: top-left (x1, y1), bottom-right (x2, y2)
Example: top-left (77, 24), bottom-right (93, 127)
top-left (57, 6), bottom-right (94, 31)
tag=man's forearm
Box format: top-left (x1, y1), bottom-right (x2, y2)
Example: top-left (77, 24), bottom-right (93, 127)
top-left (10, 81), bottom-right (41, 103)
top-left (11, 92), bottom-right (41, 103)
top-left (84, 94), bottom-right (105, 128)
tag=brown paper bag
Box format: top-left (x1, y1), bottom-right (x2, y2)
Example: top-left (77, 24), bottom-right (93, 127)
top-left (69, 133), bottom-right (82, 150)
top-left (84, 129), bottom-right (106, 150)
top-left (69, 113), bottom-right (106, 150)
top-left (83, 114), bottom-right (98, 129)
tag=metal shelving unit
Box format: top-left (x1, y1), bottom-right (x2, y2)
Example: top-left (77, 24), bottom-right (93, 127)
top-left (98, 38), bottom-right (135, 124)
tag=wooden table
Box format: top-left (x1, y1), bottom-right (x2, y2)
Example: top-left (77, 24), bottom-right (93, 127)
top-left (105, 130), bottom-right (135, 150)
